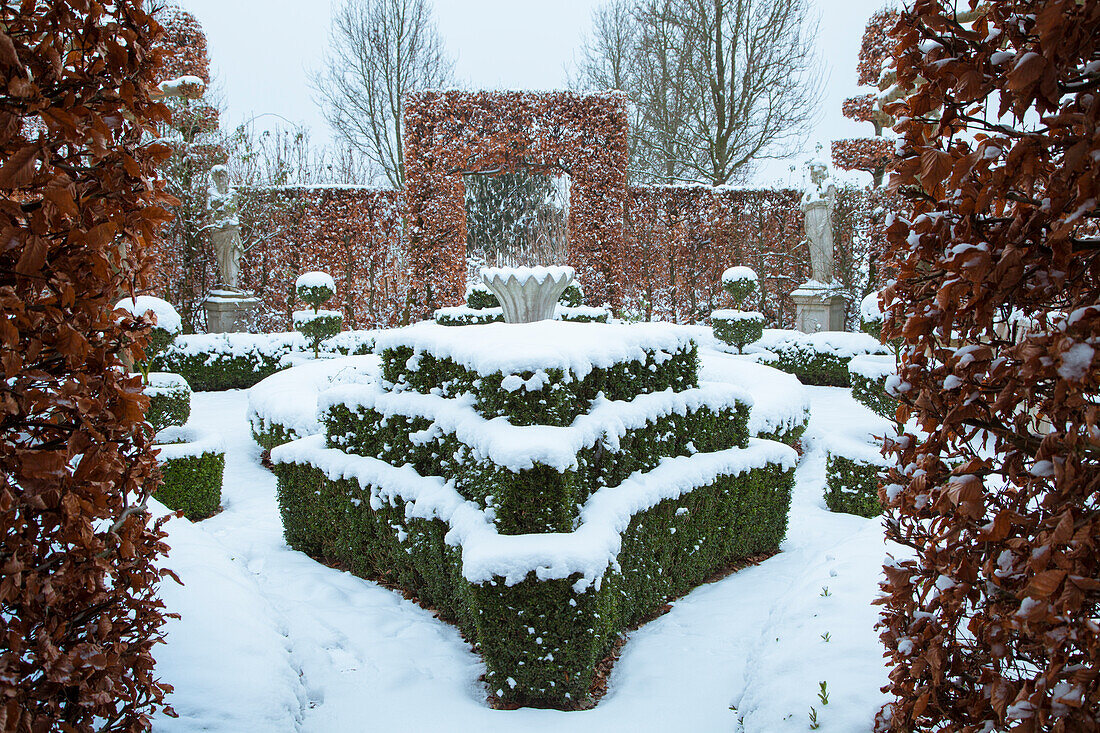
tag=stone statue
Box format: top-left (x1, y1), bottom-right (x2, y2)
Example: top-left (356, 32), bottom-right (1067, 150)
top-left (800, 160), bottom-right (837, 285)
top-left (208, 165), bottom-right (243, 290)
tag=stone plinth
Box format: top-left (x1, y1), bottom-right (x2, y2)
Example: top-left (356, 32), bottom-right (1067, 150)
top-left (481, 266), bottom-right (573, 324)
top-left (791, 282), bottom-right (846, 333)
top-left (204, 289), bottom-right (261, 333)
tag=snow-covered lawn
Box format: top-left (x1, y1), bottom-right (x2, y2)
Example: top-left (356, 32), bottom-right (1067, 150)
top-left (152, 358), bottom-right (901, 732)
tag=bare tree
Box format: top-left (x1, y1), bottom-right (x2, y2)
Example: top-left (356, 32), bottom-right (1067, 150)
top-left (632, 0), bottom-right (701, 183)
top-left (311, 0), bottom-right (454, 189)
top-left (576, 0), bottom-right (823, 185)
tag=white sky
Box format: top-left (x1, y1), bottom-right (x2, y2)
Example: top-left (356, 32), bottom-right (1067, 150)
top-left (176, 0), bottom-right (889, 187)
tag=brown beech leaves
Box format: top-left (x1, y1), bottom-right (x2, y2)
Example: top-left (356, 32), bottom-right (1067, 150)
top-left (877, 1), bottom-right (1100, 730)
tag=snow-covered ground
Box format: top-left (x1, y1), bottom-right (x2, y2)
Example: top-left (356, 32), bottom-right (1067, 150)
top-left (152, 359), bottom-right (901, 732)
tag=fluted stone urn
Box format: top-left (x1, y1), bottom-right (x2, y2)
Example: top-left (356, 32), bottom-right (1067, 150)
top-left (480, 266), bottom-right (574, 324)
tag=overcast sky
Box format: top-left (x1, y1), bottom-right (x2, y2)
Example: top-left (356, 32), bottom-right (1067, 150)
top-left (176, 0), bottom-right (889, 187)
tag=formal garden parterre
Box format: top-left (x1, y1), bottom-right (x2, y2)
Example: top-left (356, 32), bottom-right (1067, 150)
top-left (270, 319), bottom-right (797, 707)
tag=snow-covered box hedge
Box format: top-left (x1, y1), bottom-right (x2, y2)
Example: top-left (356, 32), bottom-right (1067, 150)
top-left (247, 355), bottom-right (380, 452)
top-left (272, 320), bottom-right (796, 708)
top-left (434, 305), bottom-right (504, 327)
top-left (144, 372), bottom-right (191, 433)
top-left (848, 354), bottom-right (897, 419)
top-left (154, 332), bottom-right (306, 392)
top-left (376, 322), bottom-right (699, 427)
top-left (755, 329), bottom-right (889, 387)
top-left (154, 425), bottom-right (225, 520)
top-left (822, 433), bottom-right (888, 519)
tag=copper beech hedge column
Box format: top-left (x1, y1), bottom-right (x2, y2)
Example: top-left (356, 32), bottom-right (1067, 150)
top-left (0, 2), bottom-right (176, 729)
top-left (402, 90), bottom-right (630, 318)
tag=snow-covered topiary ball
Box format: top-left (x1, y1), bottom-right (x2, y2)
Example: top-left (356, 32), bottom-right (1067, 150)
top-left (115, 295), bottom-right (182, 362)
top-left (296, 271), bottom-right (336, 311)
top-left (721, 266), bottom-right (759, 307)
top-left (712, 309), bottom-right (765, 353)
top-left (465, 282), bottom-right (500, 310)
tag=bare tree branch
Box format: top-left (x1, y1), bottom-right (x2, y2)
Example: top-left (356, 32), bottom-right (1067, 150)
top-left (310, 0), bottom-right (454, 189)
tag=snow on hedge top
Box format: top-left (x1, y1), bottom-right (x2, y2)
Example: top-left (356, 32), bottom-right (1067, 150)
top-left (711, 309), bottom-right (765, 321)
top-left (755, 329), bottom-right (889, 359)
top-left (164, 331), bottom-right (305, 360)
top-left (848, 354), bottom-right (896, 381)
top-left (248, 356), bottom-right (379, 442)
top-left (320, 380), bottom-right (750, 473)
top-left (860, 291), bottom-right (883, 322)
top-left (699, 350), bottom-right (809, 440)
top-left (479, 265), bottom-right (574, 285)
top-left (373, 321), bottom-right (697, 377)
top-left (143, 371), bottom-right (190, 397)
top-left (721, 266), bottom-right (758, 285)
top-left (295, 271), bottom-right (335, 291)
top-left (292, 309), bottom-right (342, 324)
top-left (115, 295), bottom-right (182, 335)
top-left (271, 434), bottom-right (795, 588)
top-left (154, 425), bottom-right (225, 461)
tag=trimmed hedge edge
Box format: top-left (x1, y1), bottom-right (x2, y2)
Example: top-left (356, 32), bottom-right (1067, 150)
top-left (272, 437), bottom-right (795, 708)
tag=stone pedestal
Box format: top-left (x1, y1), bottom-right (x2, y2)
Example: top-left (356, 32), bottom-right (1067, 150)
top-left (791, 282), bottom-right (846, 333)
top-left (204, 289), bottom-right (261, 333)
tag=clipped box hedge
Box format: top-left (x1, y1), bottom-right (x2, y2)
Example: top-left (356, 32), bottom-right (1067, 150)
top-left (154, 426), bottom-right (224, 520)
top-left (435, 305), bottom-right (504, 327)
top-left (756, 330), bottom-right (889, 388)
top-left (848, 354), bottom-right (897, 419)
top-left (321, 385), bottom-right (750, 535)
top-left (711, 310), bottom-right (764, 353)
top-left (436, 305), bottom-right (610, 327)
top-left (144, 372), bottom-right (191, 433)
top-left (273, 440), bottom-right (794, 708)
top-left (823, 436), bottom-right (887, 518)
top-left (378, 326), bottom-right (698, 427)
top-left (272, 321), bottom-right (796, 708)
top-left (154, 332), bottom-right (305, 391)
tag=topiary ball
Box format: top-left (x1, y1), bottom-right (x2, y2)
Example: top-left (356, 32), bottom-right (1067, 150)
top-left (465, 282), bottom-right (500, 310)
top-left (296, 271), bottom-right (336, 311)
top-left (721, 266), bottom-right (759, 308)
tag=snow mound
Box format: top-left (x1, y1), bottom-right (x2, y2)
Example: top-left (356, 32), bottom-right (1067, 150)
top-left (756, 329), bottom-right (889, 359)
top-left (248, 355), bottom-right (380, 445)
top-left (699, 350), bottom-right (810, 440)
top-left (144, 371), bottom-right (190, 396)
top-left (165, 331), bottom-right (305, 360)
top-left (154, 424), bottom-right (225, 461)
top-left (860, 291), bottom-right (883, 322)
top-left (849, 354), bottom-right (896, 381)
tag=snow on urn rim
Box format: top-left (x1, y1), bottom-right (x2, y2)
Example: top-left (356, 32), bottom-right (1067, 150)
top-left (480, 266), bottom-right (575, 324)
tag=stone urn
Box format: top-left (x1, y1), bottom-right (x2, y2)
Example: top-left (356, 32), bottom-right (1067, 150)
top-left (480, 266), bottom-right (574, 323)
